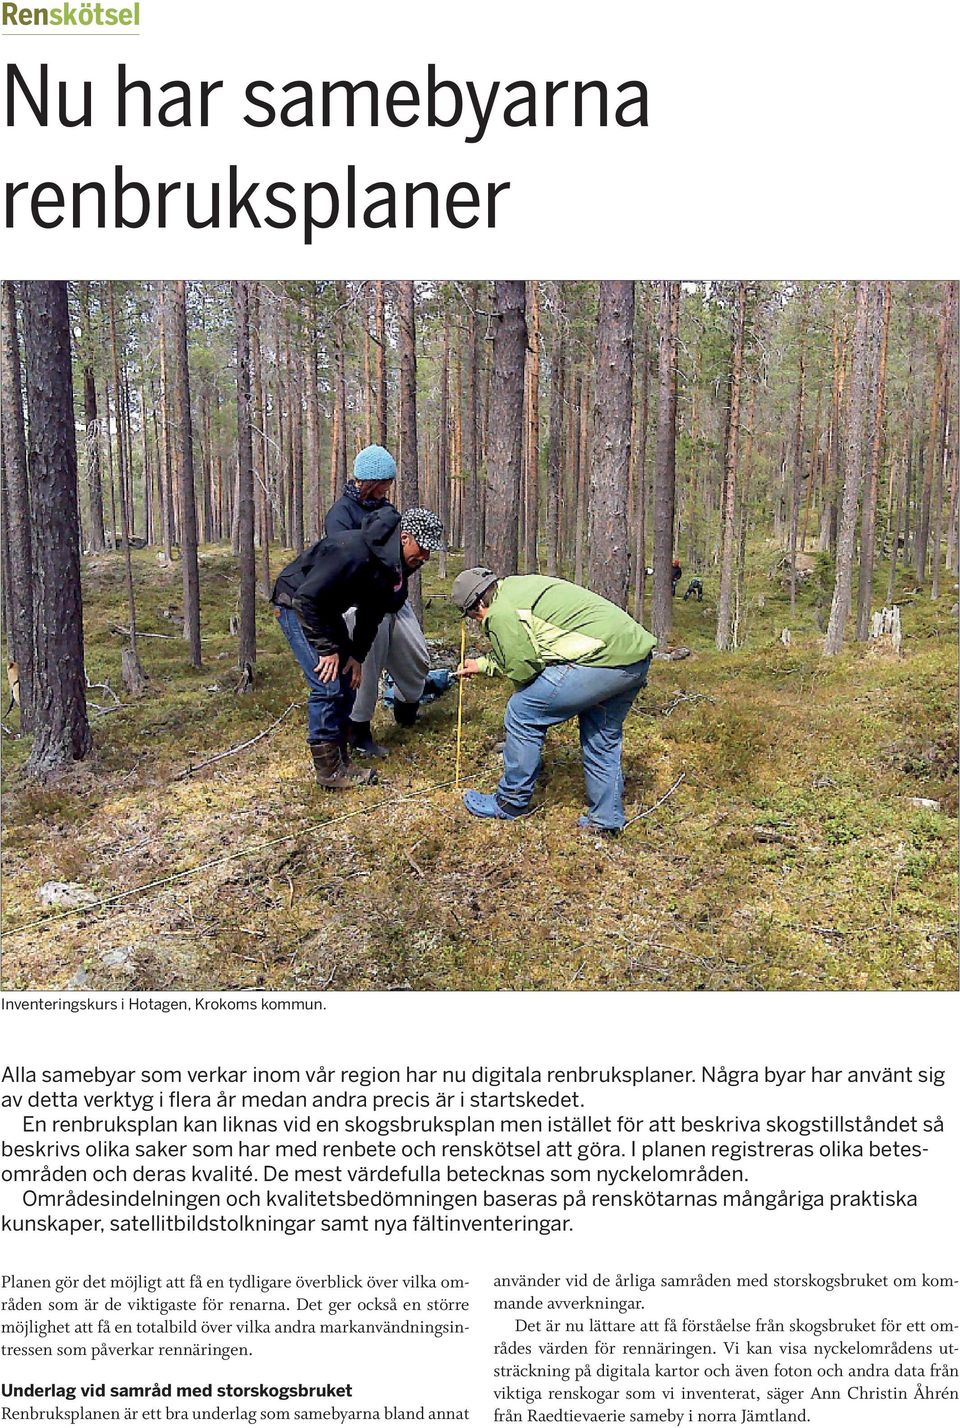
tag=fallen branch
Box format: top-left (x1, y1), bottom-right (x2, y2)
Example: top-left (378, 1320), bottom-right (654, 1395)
top-left (658, 692), bottom-right (717, 717)
top-left (623, 772), bottom-right (686, 828)
top-left (84, 674), bottom-right (125, 717)
top-left (173, 701), bottom-right (300, 780)
top-left (110, 624), bottom-right (174, 640)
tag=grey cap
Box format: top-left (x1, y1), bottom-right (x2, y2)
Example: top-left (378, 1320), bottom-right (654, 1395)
top-left (451, 567), bottom-right (498, 613)
top-left (399, 508), bottom-right (445, 552)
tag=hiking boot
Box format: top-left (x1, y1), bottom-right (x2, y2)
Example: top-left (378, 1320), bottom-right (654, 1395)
top-left (393, 698), bottom-right (420, 728)
top-left (310, 741), bottom-right (376, 789)
top-left (347, 719), bottom-right (389, 759)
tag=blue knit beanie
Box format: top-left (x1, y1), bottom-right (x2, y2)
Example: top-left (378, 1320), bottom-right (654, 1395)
top-left (353, 445), bottom-right (397, 483)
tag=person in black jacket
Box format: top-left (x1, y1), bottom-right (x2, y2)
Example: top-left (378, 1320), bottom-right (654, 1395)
top-left (272, 506), bottom-right (444, 788)
top-left (324, 444), bottom-right (432, 758)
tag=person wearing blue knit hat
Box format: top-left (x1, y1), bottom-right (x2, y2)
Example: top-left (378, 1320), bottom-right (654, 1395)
top-left (323, 445), bottom-right (433, 758)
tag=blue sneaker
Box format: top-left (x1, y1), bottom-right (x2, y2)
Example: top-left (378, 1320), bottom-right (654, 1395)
top-left (463, 790), bottom-right (524, 820)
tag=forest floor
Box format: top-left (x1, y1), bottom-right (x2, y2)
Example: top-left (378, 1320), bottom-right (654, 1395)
top-left (1, 544), bottom-right (957, 992)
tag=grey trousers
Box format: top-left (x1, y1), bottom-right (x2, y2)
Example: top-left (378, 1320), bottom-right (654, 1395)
top-left (345, 601), bottom-right (430, 723)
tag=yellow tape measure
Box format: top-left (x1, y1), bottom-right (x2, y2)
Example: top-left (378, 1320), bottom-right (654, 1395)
top-left (455, 621), bottom-right (466, 788)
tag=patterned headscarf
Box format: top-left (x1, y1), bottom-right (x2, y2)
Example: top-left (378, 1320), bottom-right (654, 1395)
top-left (400, 508), bottom-right (445, 552)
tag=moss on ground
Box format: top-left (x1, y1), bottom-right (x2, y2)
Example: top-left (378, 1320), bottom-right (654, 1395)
top-left (1, 543), bottom-right (956, 991)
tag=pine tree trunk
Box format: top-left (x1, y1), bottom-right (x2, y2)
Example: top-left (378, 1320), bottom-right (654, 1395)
top-left (716, 281), bottom-right (747, 650)
top-left (157, 283), bottom-right (176, 559)
top-left (856, 281), bottom-right (891, 639)
top-left (234, 281), bottom-right (257, 685)
top-left (108, 283), bottom-right (146, 690)
top-left (546, 319), bottom-right (565, 578)
top-left (398, 281), bottom-right (422, 618)
top-left (788, 289), bottom-right (807, 613)
top-left (522, 281), bottom-right (541, 574)
top-left (333, 282), bottom-right (348, 496)
top-left (824, 280), bottom-right (872, 656)
top-left (652, 281), bottom-right (681, 644)
top-left (21, 282), bottom-right (92, 775)
top-left (1, 280), bottom-right (36, 728)
top-left (140, 375), bottom-right (153, 547)
top-left (485, 281), bottom-right (527, 576)
top-left (304, 310), bottom-right (321, 543)
top-left (930, 361), bottom-right (950, 601)
top-left (79, 283), bottom-right (106, 553)
top-left (632, 297), bottom-right (651, 622)
top-left (375, 280), bottom-right (388, 447)
top-left (437, 309), bottom-right (450, 579)
top-left (915, 285), bottom-right (950, 584)
top-left (733, 383), bottom-right (757, 647)
top-left (589, 281), bottom-right (634, 607)
top-left (250, 283), bottom-right (271, 595)
top-left (462, 284), bottom-right (480, 567)
top-left (574, 368), bottom-right (591, 584)
top-left (171, 280), bottom-right (202, 666)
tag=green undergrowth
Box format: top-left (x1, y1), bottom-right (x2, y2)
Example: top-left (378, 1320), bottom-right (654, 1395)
top-left (1, 542), bottom-right (957, 992)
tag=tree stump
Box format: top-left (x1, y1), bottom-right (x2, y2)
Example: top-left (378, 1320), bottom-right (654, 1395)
top-left (869, 606), bottom-right (903, 656)
top-left (121, 647), bottom-right (148, 696)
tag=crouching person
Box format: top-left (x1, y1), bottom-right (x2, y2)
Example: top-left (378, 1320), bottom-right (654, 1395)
top-left (325, 444), bottom-right (432, 757)
top-left (452, 569), bottom-right (656, 833)
top-left (272, 507), bottom-right (444, 788)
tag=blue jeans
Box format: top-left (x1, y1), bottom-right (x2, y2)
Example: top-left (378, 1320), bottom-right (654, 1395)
top-left (498, 658), bottom-right (651, 829)
top-left (276, 606), bottom-right (355, 745)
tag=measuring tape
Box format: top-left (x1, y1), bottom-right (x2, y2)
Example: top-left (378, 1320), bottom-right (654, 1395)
top-left (455, 621), bottom-right (466, 789)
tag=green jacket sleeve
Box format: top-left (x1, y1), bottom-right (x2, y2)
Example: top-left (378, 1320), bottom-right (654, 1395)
top-left (480, 605), bottom-right (543, 685)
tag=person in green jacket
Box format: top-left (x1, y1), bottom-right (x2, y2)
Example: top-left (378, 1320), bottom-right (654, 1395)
top-left (451, 568), bottom-right (656, 832)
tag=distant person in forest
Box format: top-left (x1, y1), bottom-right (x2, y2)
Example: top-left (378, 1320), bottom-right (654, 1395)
top-left (272, 507), bottom-right (444, 789)
top-left (683, 576), bottom-right (704, 602)
top-left (323, 445), bottom-right (432, 757)
top-left (671, 558), bottom-right (683, 596)
top-left (451, 569), bottom-right (656, 834)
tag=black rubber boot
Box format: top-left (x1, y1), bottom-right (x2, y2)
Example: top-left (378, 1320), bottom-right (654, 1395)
top-left (310, 741), bottom-right (376, 788)
top-left (347, 719), bottom-right (389, 759)
top-left (393, 699), bottom-right (420, 728)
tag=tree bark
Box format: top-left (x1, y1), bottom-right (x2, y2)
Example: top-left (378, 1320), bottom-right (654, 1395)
top-left (589, 281), bottom-right (634, 606)
top-left (333, 282), bottom-right (348, 500)
top-left (788, 287), bottom-right (807, 613)
top-left (79, 283), bottom-right (106, 553)
top-left (375, 280), bottom-right (389, 447)
top-left (21, 282), bottom-right (92, 775)
top-left (716, 281), bottom-right (747, 650)
top-left (235, 281), bottom-right (257, 683)
top-left (1, 280), bottom-right (36, 729)
top-left (915, 284), bottom-right (950, 584)
top-left (398, 280), bottom-right (422, 617)
top-left (437, 306), bottom-right (451, 579)
top-left (632, 295), bottom-right (651, 622)
top-left (485, 281), bottom-right (527, 575)
top-left (651, 281), bottom-right (681, 644)
top-left (546, 314), bottom-right (565, 578)
top-left (108, 283), bottom-right (146, 690)
top-left (157, 283), bottom-right (176, 558)
top-left (1, 284), bottom-right (39, 732)
top-left (824, 281), bottom-right (872, 656)
top-left (171, 280), bottom-right (202, 666)
top-left (523, 281), bottom-right (541, 574)
top-left (856, 281), bottom-right (891, 638)
top-left (250, 282), bottom-right (271, 595)
top-left (462, 284), bottom-right (481, 567)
